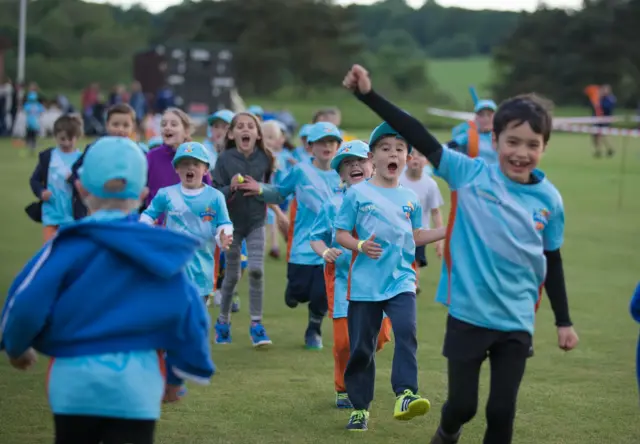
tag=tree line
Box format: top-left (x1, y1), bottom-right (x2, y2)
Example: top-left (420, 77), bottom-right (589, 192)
top-left (0, 0), bottom-right (638, 107)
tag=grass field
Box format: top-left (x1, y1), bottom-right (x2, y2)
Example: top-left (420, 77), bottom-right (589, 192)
top-left (0, 131), bottom-right (639, 443)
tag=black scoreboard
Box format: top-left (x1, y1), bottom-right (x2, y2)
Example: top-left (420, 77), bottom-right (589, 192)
top-left (134, 44), bottom-right (236, 120)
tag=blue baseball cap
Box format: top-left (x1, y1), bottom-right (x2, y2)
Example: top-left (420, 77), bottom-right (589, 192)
top-left (208, 109), bottom-right (234, 125)
top-left (307, 122), bottom-right (343, 144)
top-left (147, 136), bottom-right (163, 149)
top-left (172, 141), bottom-right (210, 168)
top-left (474, 99), bottom-right (497, 113)
top-left (298, 124), bottom-right (312, 139)
top-left (330, 140), bottom-right (370, 172)
top-left (369, 122), bottom-right (412, 154)
top-left (80, 136), bottom-right (147, 199)
top-left (247, 105), bottom-right (264, 116)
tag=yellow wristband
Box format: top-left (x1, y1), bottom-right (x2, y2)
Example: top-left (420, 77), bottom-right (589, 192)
top-left (258, 185), bottom-right (263, 195)
top-left (357, 240), bottom-right (365, 252)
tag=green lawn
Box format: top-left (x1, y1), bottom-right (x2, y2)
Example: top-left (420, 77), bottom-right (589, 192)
top-left (428, 57), bottom-right (493, 107)
top-left (0, 132), bottom-right (639, 443)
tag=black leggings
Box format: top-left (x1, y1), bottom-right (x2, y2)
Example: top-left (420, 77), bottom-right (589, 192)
top-left (440, 342), bottom-right (528, 444)
top-left (54, 414), bottom-right (156, 444)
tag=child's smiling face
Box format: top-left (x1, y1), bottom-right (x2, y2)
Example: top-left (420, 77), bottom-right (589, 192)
top-left (339, 156), bottom-right (373, 186)
top-left (495, 121), bottom-right (545, 183)
top-left (371, 136), bottom-right (408, 183)
top-left (162, 112), bottom-right (187, 147)
top-left (311, 137), bottom-right (340, 163)
top-left (228, 114), bottom-right (261, 155)
top-left (175, 158), bottom-right (208, 189)
top-left (106, 113), bottom-right (134, 138)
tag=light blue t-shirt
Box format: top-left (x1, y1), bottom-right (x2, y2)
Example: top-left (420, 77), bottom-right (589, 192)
top-left (309, 193), bottom-right (350, 318)
top-left (453, 130), bottom-right (497, 164)
top-left (434, 148), bottom-right (564, 335)
top-left (274, 149), bottom-right (295, 186)
top-left (334, 181), bottom-right (422, 302)
top-left (203, 139), bottom-right (218, 171)
top-left (272, 162), bottom-right (341, 265)
top-left (42, 148), bottom-right (82, 227)
top-left (143, 184), bottom-right (232, 295)
top-left (48, 210), bottom-right (165, 420)
top-left (24, 101), bottom-right (45, 131)
top-left (293, 146), bottom-right (312, 164)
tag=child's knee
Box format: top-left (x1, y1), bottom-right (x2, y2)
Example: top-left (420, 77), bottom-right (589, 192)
top-left (447, 397), bottom-right (478, 424)
top-left (485, 397), bottom-right (515, 426)
top-left (248, 268), bottom-right (263, 281)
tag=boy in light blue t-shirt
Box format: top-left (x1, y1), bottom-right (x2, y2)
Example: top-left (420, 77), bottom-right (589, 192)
top-left (141, 142), bottom-right (234, 301)
top-left (23, 91), bottom-right (45, 154)
top-left (333, 122), bottom-right (446, 431)
top-left (344, 64), bottom-right (579, 444)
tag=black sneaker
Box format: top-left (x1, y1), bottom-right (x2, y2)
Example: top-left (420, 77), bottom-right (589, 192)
top-left (430, 428), bottom-right (461, 444)
top-left (346, 410), bottom-right (369, 431)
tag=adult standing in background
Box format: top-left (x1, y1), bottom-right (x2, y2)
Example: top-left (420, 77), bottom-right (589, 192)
top-left (0, 76), bottom-right (11, 135)
top-left (591, 84), bottom-right (616, 158)
top-left (129, 81), bottom-right (146, 133)
top-left (155, 83), bottom-right (174, 115)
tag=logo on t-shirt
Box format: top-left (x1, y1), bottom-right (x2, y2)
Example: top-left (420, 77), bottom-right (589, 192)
top-left (533, 208), bottom-right (550, 231)
top-left (200, 206), bottom-right (216, 222)
top-left (402, 201), bottom-right (415, 219)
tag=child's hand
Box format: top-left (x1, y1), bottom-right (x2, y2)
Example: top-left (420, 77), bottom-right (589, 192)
top-left (360, 234), bottom-right (382, 259)
top-left (557, 326), bottom-right (579, 351)
top-left (237, 175), bottom-right (262, 197)
top-left (163, 384), bottom-right (183, 403)
top-left (287, 158), bottom-right (297, 165)
top-left (322, 248), bottom-right (343, 263)
top-left (41, 190), bottom-right (52, 202)
top-left (9, 348), bottom-right (37, 370)
top-left (343, 64), bottom-right (372, 94)
top-left (230, 174), bottom-right (244, 191)
top-left (220, 231), bottom-right (233, 251)
top-left (435, 240), bottom-right (444, 259)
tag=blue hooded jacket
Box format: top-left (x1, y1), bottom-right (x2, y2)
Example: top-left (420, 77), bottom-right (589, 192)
top-left (1, 211), bottom-right (214, 387)
top-left (631, 282), bottom-right (640, 394)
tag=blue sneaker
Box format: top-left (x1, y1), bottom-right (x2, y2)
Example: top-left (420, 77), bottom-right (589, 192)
top-left (215, 320), bottom-right (232, 344)
top-left (346, 410), bottom-right (369, 431)
top-left (305, 332), bottom-right (323, 350)
top-left (336, 392), bottom-right (353, 409)
top-left (231, 295), bottom-right (240, 313)
top-left (249, 322), bottom-right (272, 347)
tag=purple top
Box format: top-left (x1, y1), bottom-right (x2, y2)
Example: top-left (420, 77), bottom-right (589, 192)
top-left (146, 144), bottom-right (211, 223)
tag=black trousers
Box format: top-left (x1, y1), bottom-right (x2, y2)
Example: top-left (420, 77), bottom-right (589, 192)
top-left (439, 316), bottom-right (531, 444)
top-left (54, 414), bottom-right (156, 444)
top-left (285, 263), bottom-right (327, 318)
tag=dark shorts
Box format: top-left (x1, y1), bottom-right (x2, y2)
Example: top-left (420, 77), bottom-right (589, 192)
top-left (279, 200), bottom-right (290, 212)
top-left (415, 245), bottom-right (427, 268)
top-left (285, 263), bottom-right (325, 304)
top-left (25, 129), bottom-right (38, 144)
top-left (443, 315), bottom-right (532, 361)
top-left (54, 414), bottom-right (155, 444)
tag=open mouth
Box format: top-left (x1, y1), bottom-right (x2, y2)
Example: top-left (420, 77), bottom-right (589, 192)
top-left (164, 132), bottom-right (175, 139)
top-left (323, 150), bottom-right (332, 156)
top-left (508, 159), bottom-right (530, 171)
top-left (349, 170), bottom-right (364, 179)
top-left (241, 134), bottom-right (251, 144)
top-left (186, 172), bottom-right (195, 181)
top-left (387, 162), bottom-right (398, 173)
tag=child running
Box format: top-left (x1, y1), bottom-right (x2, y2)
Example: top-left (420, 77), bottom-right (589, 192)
top-left (331, 118), bottom-right (446, 431)
top-left (237, 122), bottom-right (343, 349)
top-left (141, 141), bottom-right (234, 308)
top-left (309, 140), bottom-right (392, 410)
top-left (27, 115), bottom-right (84, 242)
top-left (204, 109), bottom-right (234, 170)
top-left (211, 112), bottom-right (276, 347)
top-left (399, 149), bottom-right (445, 291)
top-left (23, 91), bottom-right (45, 155)
top-left (1, 136), bottom-right (213, 444)
top-left (343, 64), bottom-right (579, 443)
top-left (293, 124), bottom-right (313, 163)
top-left (447, 99), bottom-right (498, 164)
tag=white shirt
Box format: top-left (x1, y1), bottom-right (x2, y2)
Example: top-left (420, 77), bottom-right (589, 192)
top-left (400, 170), bottom-right (444, 228)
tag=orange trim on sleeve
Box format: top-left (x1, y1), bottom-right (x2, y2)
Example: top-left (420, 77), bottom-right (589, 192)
top-left (467, 121), bottom-right (479, 158)
top-left (286, 198), bottom-right (298, 262)
top-left (213, 245), bottom-right (220, 288)
top-left (444, 191), bottom-right (458, 305)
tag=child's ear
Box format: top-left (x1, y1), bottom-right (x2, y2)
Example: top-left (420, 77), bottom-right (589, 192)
top-left (407, 154), bottom-right (413, 161)
top-left (367, 152), bottom-right (373, 160)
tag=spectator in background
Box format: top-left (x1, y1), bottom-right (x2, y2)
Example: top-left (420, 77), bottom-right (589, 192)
top-left (155, 83), bottom-right (174, 114)
top-left (81, 83), bottom-right (100, 124)
top-left (592, 84), bottom-right (616, 158)
top-left (0, 76), bottom-right (11, 135)
top-left (129, 81), bottom-right (146, 129)
top-left (9, 81), bottom-right (19, 134)
top-left (108, 84), bottom-right (126, 107)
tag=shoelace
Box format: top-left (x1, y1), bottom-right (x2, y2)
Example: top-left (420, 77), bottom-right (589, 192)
top-left (351, 410), bottom-right (366, 423)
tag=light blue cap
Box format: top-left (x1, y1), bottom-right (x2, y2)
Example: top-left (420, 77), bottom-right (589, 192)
top-left (172, 141), bottom-right (210, 167)
top-left (474, 99), bottom-right (497, 113)
top-left (307, 122), bottom-right (343, 144)
top-left (330, 140), bottom-right (370, 172)
top-left (298, 124), bottom-right (312, 139)
top-left (275, 120), bottom-right (288, 134)
top-left (247, 105), bottom-right (264, 116)
top-left (369, 122), bottom-right (412, 154)
top-left (147, 136), bottom-right (163, 149)
top-left (80, 136), bottom-right (147, 199)
top-left (208, 109), bottom-right (235, 125)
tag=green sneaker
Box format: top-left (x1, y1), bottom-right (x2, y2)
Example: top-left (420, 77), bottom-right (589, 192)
top-left (393, 389), bottom-right (430, 421)
top-left (346, 409), bottom-right (369, 431)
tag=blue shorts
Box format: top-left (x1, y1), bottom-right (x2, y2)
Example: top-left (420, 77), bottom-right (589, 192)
top-left (219, 240), bottom-right (248, 270)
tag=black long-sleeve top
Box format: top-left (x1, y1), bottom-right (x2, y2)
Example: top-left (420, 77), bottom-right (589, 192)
top-left (355, 89), bottom-right (572, 327)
